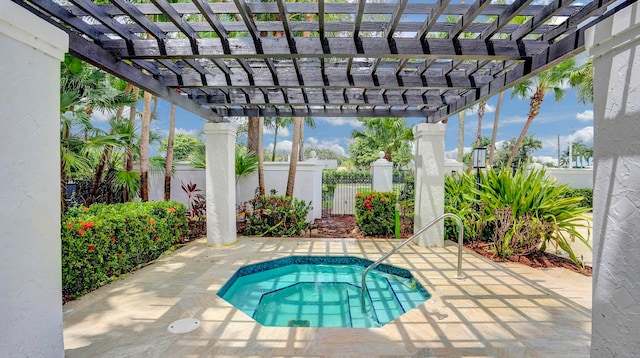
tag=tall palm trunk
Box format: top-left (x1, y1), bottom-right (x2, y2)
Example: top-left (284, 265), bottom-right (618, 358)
top-left (286, 117), bottom-right (303, 197)
top-left (507, 88), bottom-right (545, 166)
top-left (457, 112), bottom-right (465, 161)
top-left (247, 116), bottom-right (265, 195)
top-left (139, 91), bottom-right (152, 201)
top-left (125, 86), bottom-right (139, 172)
top-left (164, 103), bottom-right (176, 201)
top-left (271, 117), bottom-right (279, 161)
top-left (298, 122), bottom-right (305, 161)
top-left (488, 91), bottom-right (504, 167)
top-left (476, 101), bottom-right (486, 145)
top-left (89, 83), bottom-right (133, 204)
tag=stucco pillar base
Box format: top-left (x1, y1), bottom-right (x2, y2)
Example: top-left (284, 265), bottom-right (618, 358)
top-left (204, 122), bottom-right (237, 246)
top-left (585, 3), bottom-right (640, 357)
top-left (0, 2), bottom-right (68, 357)
top-left (413, 123), bottom-right (447, 247)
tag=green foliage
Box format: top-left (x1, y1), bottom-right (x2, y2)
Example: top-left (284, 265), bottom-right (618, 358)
top-left (241, 195), bottom-right (311, 236)
top-left (444, 167), bottom-right (591, 267)
top-left (235, 145), bottom-right (259, 181)
top-left (61, 201), bottom-right (188, 298)
top-left (159, 134), bottom-right (204, 161)
top-left (355, 192), bottom-right (397, 236)
top-left (563, 188), bottom-right (593, 209)
top-left (349, 117), bottom-right (414, 168)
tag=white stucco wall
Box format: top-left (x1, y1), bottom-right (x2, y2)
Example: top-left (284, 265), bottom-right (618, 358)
top-left (148, 162), bottom-right (207, 206)
top-left (0, 3), bottom-right (68, 357)
top-left (236, 161), bottom-right (323, 221)
top-left (413, 123), bottom-right (447, 247)
top-left (586, 3), bottom-right (640, 356)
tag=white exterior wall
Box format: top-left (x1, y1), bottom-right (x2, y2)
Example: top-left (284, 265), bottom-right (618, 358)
top-left (544, 168), bottom-right (593, 189)
top-left (0, 3), bottom-right (67, 357)
top-left (586, 3), bottom-right (640, 356)
top-left (236, 162), bottom-right (323, 221)
top-left (204, 123), bottom-right (237, 246)
top-left (148, 162), bottom-right (207, 205)
top-left (413, 123), bottom-right (447, 247)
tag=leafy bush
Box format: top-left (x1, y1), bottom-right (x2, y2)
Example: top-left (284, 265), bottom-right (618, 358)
top-left (61, 201), bottom-right (188, 298)
top-left (241, 195), bottom-right (311, 236)
top-left (444, 167), bottom-right (591, 267)
top-left (355, 191), bottom-right (397, 236)
top-left (563, 187), bottom-right (593, 209)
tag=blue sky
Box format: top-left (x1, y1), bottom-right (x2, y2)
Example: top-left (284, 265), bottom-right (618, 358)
top-left (103, 85), bottom-right (592, 167)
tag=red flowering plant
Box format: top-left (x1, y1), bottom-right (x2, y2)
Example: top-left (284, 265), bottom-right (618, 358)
top-left (61, 201), bottom-right (188, 299)
top-left (355, 191), bottom-right (397, 236)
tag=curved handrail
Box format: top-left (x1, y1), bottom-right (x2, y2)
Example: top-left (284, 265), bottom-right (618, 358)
top-left (360, 213), bottom-right (465, 312)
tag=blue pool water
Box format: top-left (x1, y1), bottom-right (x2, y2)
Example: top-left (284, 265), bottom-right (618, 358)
top-left (218, 256), bottom-right (430, 328)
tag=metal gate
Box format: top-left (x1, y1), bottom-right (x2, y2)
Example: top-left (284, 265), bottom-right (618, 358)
top-left (321, 170), bottom-right (412, 217)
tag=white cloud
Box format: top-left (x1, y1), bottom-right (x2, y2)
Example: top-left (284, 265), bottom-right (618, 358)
top-left (175, 128), bottom-right (202, 137)
top-left (533, 155), bottom-right (557, 166)
top-left (465, 103), bottom-right (496, 115)
top-left (500, 115), bottom-right (528, 125)
top-left (569, 126), bottom-right (594, 145)
top-left (270, 140), bottom-right (293, 153)
top-left (576, 110), bottom-right (594, 122)
top-left (316, 117), bottom-right (363, 127)
top-left (306, 137), bottom-right (347, 156)
top-left (264, 125), bottom-right (290, 137)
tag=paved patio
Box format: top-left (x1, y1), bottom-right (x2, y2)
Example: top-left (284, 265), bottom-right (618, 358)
top-left (63, 237), bottom-right (592, 357)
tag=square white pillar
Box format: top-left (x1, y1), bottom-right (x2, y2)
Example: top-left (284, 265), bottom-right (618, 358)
top-left (413, 123), bottom-right (447, 247)
top-left (204, 122), bottom-right (237, 246)
top-left (586, 3), bottom-right (640, 356)
top-left (0, 2), bottom-right (68, 356)
top-left (371, 152), bottom-right (393, 192)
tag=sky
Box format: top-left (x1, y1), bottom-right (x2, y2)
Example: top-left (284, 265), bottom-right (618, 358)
top-left (93, 84), bottom-right (592, 167)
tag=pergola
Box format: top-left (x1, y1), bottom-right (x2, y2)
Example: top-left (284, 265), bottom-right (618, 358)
top-left (12, 0), bottom-right (623, 121)
top-left (3, 1), bottom-right (640, 357)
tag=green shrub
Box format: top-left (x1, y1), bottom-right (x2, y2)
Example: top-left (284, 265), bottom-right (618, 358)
top-left (61, 201), bottom-right (188, 298)
top-left (563, 187), bottom-right (593, 209)
top-left (355, 191), bottom-right (397, 236)
top-left (444, 167), bottom-right (591, 267)
top-left (241, 195), bottom-right (311, 236)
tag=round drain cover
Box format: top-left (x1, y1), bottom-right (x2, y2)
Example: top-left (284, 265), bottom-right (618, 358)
top-left (168, 318), bottom-right (200, 334)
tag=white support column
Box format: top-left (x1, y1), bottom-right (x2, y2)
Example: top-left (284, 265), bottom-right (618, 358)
top-left (0, 3), bottom-right (68, 357)
top-left (586, 3), bottom-right (640, 356)
top-left (413, 123), bottom-right (447, 247)
top-left (204, 122), bottom-right (237, 246)
top-left (371, 151), bottom-right (393, 192)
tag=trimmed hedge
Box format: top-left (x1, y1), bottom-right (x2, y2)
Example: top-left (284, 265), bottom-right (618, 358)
top-left (62, 201), bottom-right (189, 298)
top-left (355, 191), bottom-right (397, 236)
top-left (563, 187), bottom-right (593, 209)
top-left (241, 195), bottom-right (312, 236)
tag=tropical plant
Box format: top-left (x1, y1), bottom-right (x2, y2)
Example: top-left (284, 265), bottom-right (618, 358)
top-left (355, 191), bottom-right (397, 236)
top-left (241, 195), bottom-right (311, 236)
top-left (445, 167), bottom-right (591, 267)
top-left (181, 181), bottom-right (206, 221)
top-left (236, 145), bottom-right (259, 182)
top-left (508, 59), bottom-right (576, 166)
top-left (569, 58), bottom-right (594, 105)
top-left (159, 134), bottom-right (205, 162)
top-left (164, 103), bottom-right (176, 200)
top-left (286, 117), bottom-right (303, 197)
top-left (350, 117), bottom-right (414, 167)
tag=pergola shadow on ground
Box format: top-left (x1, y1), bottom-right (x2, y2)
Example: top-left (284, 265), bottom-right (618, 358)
top-left (63, 237), bottom-right (591, 357)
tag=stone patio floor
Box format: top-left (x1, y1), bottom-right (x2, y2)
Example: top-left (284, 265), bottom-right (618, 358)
top-left (63, 237), bottom-right (592, 357)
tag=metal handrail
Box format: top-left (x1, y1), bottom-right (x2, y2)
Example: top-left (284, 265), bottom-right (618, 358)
top-left (360, 213), bottom-right (465, 312)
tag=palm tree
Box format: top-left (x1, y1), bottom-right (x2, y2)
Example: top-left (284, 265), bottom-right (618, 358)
top-left (351, 117), bottom-right (414, 164)
top-left (139, 91), bottom-right (152, 201)
top-left (285, 117), bottom-right (303, 197)
top-left (508, 59), bottom-right (576, 166)
top-left (247, 116), bottom-right (265, 195)
top-left (475, 101), bottom-right (486, 145)
top-left (297, 116), bottom-right (316, 161)
top-left (569, 58), bottom-right (594, 105)
top-left (269, 117), bottom-right (293, 161)
top-left (164, 103), bottom-right (177, 200)
top-left (488, 91), bottom-right (504, 167)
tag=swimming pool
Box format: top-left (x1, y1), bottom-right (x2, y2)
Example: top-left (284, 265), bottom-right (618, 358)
top-left (218, 256), bottom-right (430, 328)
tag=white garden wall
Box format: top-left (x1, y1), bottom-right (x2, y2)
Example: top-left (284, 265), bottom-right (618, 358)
top-left (149, 161), bottom-right (323, 222)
